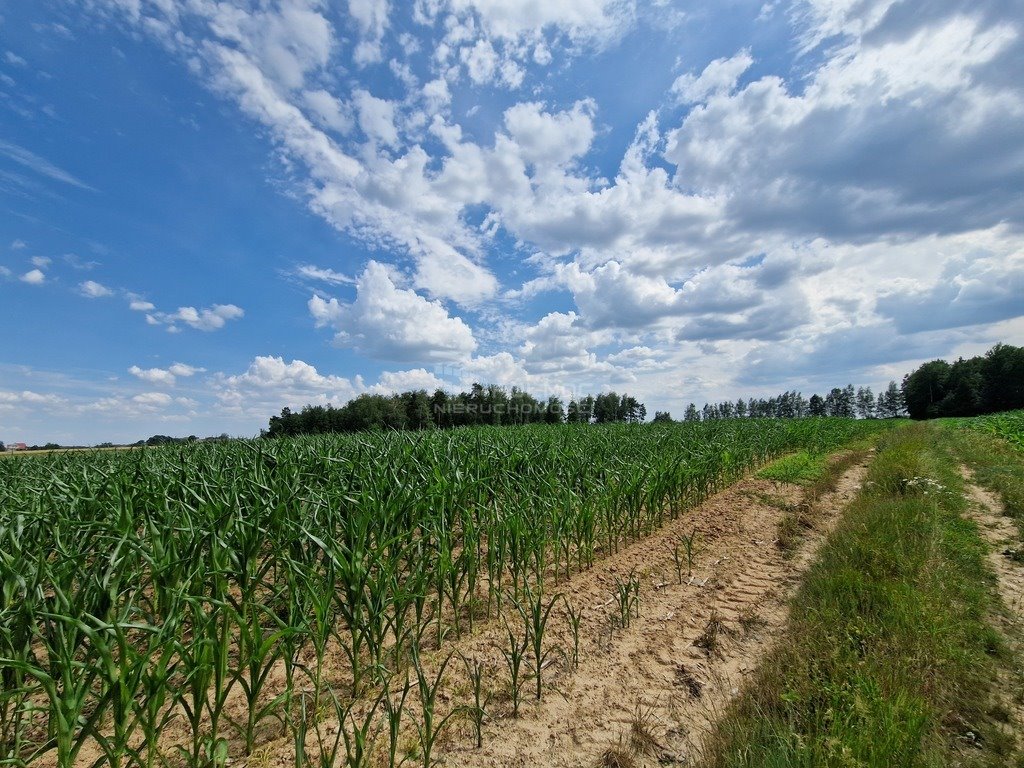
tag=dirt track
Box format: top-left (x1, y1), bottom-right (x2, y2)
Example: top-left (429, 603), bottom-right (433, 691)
top-left (962, 471), bottom-right (1024, 760)
top-left (426, 455), bottom-right (871, 767)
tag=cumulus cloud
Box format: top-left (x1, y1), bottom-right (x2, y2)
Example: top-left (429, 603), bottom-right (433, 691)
top-left (72, 0), bottom-right (1024, 419)
top-left (309, 260), bottom-right (477, 361)
top-left (128, 362), bottom-right (205, 386)
top-left (876, 249), bottom-right (1024, 334)
top-left (348, 0), bottom-right (390, 65)
top-left (664, 12), bottom-right (1024, 241)
top-left (146, 304), bottom-right (245, 332)
top-left (352, 88), bottom-right (400, 147)
top-left (129, 366), bottom-right (177, 387)
top-left (671, 49), bottom-right (753, 104)
top-left (214, 355), bottom-right (360, 415)
top-left (168, 362), bottom-right (205, 377)
top-left (370, 367), bottom-right (447, 393)
top-left (20, 268), bottom-right (45, 284)
top-left (79, 280), bottom-right (113, 298)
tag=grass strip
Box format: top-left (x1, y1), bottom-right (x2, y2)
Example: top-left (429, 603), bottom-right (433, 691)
top-left (946, 418), bottom-right (1024, 542)
top-left (702, 423), bottom-right (1013, 768)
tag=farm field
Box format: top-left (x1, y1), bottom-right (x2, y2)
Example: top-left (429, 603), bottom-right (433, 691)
top-left (0, 418), bottom-right (888, 768)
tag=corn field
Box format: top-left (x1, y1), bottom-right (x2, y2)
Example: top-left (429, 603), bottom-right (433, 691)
top-left (0, 418), bottom-right (885, 767)
top-left (958, 409), bottom-right (1024, 450)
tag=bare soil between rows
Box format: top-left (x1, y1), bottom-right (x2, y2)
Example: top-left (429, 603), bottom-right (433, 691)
top-left (397, 455), bottom-right (866, 768)
top-left (962, 470), bottom-right (1024, 760)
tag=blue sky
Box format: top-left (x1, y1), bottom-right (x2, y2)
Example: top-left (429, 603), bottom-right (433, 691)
top-left (1, 0), bottom-right (1022, 444)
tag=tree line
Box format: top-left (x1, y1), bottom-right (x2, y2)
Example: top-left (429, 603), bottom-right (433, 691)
top-left (901, 343), bottom-right (1024, 419)
top-left (659, 381), bottom-right (907, 423)
top-left (264, 385), bottom-right (646, 437)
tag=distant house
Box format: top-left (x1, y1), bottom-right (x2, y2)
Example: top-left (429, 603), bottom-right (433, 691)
top-left (12, 443), bottom-right (27, 451)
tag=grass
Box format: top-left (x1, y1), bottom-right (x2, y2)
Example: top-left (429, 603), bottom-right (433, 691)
top-left (757, 451), bottom-right (829, 485)
top-left (771, 448), bottom-right (871, 557)
top-left (701, 423), bottom-right (1017, 768)
top-left (946, 418), bottom-right (1024, 542)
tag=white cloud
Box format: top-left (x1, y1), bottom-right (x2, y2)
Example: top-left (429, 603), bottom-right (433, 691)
top-left (302, 89), bottom-right (353, 133)
top-left (671, 49), bottom-right (753, 104)
top-left (349, 0), bottom-right (390, 65)
top-left (129, 365), bottom-right (176, 387)
top-left (446, 0), bottom-right (634, 44)
top-left (461, 38), bottom-right (499, 84)
top-left (352, 88), bottom-right (400, 147)
top-left (30, 256), bottom-right (51, 268)
top-left (147, 303), bottom-right (245, 332)
top-left (370, 367), bottom-right (447, 393)
top-left (20, 269), bottom-right (45, 285)
top-left (168, 362), bottom-right (205, 377)
top-left (79, 280), bottom-right (113, 298)
top-left (132, 392), bottom-right (174, 409)
top-left (215, 355), bottom-right (359, 415)
top-left (127, 361), bottom-right (205, 387)
top-left (503, 100), bottom-right (595, 168)
top-left (296, 264), bottom-right (355, 284)
top-left (4, 51), bottom-right (27, 67)
top-left (309, 260), bottom-right (477, 361)
top-left (0, 139), bottom-right (95, 191)
top-left (129, 299), bottom-right (156, 311)
top-left (0, 390), bottom-right (67, 408)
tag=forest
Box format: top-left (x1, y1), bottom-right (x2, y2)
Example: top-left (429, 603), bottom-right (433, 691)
top-left (264, 385), bottom-right (646, 437)
top-left (901, 342), bottom-right (1024, 419)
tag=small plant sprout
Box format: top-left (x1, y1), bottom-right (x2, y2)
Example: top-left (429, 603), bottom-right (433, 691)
top-left (613, 570), bottom-right (641, 629)
top-left (500, 620), bottom-right (530, 717)
top-left (563, 596), bottom-right (584, 670)
top-left (410, 647), bottom-right (458, 768)
top-left (380, 673), bottom-right (412, 768)
top-left (515, 582), bottom-right (562, 701)
top-left (459, 654), bottom-right (492, 748)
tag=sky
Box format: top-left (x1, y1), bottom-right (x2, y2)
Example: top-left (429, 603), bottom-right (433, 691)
top-left (0, 0), bottom-right (1022, 444)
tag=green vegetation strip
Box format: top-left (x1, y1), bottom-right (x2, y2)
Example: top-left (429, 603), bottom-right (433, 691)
top-left (703, 423), bottom-right (1014, 768)
top-left (757, 452), bottom-right (830, 486)
top-left (949, 410), bottom-right (1024, 539)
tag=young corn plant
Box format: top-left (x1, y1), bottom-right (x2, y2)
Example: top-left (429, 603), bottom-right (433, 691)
top-left (459, 654), bottom-right (492, 749)
top-left (562, 597), bottom-right (584, 670)
top-left (380, 673), bottom-right (412, 768)
top-left (613, 571), bottom-right (641, 629)
top-left (500, 621), bottom-right (529, 718)
top-left (514, 583), bottom-right (561, 701)
top-left (410, 647), bottom-right (459, 768)
top-left (669, 526), bottom-right (699, 584)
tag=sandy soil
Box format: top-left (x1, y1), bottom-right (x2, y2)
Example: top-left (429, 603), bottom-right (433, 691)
top-left (961, 470), bottom-right (1024, 759)
top-left (419, 455), bottom-right (871, 768)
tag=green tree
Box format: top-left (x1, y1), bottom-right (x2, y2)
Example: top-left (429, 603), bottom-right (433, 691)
top-left (981, 343), bottom-right (1024, 413)
top-left (902, 360), bottom-right (951, 419)
top-left (544, 396), bottom-right (565, 424)
top-left (855, 387), bottom-right (876, 419)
